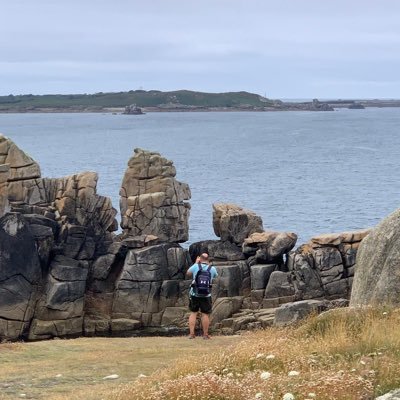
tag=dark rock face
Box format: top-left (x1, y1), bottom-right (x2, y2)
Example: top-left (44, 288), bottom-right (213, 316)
top-left (0, 213), bottom-right (41, 340)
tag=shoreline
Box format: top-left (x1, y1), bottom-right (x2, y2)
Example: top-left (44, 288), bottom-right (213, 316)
top-left (1, 99), bottom-right (400, 114)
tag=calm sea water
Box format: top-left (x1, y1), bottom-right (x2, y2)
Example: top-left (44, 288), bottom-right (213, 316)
top-left (1, 109), bottom-right (399, 246)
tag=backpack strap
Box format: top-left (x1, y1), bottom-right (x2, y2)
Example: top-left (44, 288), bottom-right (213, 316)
top-left (194, 263), bottom-right (202, 280)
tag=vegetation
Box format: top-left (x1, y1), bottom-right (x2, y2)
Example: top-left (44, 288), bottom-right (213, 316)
top-left (0, 90), bottom-right (273, 112)
top-left (0, 335), bottom-right (238, 399)
top-left (2, 308), bottom-right (400, 399)
top-left (116, 307), bottom-right (400, 400)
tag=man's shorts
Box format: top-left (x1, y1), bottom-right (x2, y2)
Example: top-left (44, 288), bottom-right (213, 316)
top-left (189, 295), bottom-right (212, 314)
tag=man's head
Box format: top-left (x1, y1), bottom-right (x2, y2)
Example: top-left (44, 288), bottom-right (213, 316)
top-left (199, 253), bottom-right (209, 263)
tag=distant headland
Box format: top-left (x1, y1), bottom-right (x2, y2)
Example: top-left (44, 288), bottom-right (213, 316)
top-left (0, 90), bottom-right (399, 113)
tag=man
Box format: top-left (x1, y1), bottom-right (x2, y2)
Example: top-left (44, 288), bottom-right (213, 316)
top-left (186, 253), bottom-right (218, 339)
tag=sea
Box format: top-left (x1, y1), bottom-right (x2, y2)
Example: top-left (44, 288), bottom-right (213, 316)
top-left (1, 108), bottom-right (399, 247)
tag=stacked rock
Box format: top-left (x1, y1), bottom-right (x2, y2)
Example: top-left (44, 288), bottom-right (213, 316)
top-left (286, 230), bottom-right (371, 305)
top-left (120, 148), bottom-right (191, 243)
top-left (85, 148), bottom-right (193, 335)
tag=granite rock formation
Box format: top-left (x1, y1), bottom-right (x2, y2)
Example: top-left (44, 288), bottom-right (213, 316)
top-left (286, 230), bottom-right (371, 303)
top-left (350, 208), bottom-right (400, 306)
top-left (0, 134), bottom-right (374, 341)
top-left (120, 148), bottom-right (191, 243)
top-left (0, 134), bottom-right (118, 340)
top-left (213, 203), bottom-right (263, 245)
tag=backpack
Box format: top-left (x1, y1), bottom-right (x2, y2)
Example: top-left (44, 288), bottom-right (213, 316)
top-left (193, 263), bottom-right (212, 297)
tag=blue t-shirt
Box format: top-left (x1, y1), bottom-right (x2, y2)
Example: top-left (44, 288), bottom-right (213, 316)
top-left (188, 263), bottom-right (218, 297)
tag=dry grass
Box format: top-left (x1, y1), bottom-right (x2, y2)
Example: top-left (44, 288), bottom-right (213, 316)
top-left (114, 307), bottom-right (400, 400)
top-left (0, 335), bottom-right (239, 399)
top-left (2, 308), bottom-right (400, 400)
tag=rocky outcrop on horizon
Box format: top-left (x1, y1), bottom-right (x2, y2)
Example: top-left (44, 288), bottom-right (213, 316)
top-left (0, 135), bottom-right (376, 341)
top-left (123, 104), bottom-right (144, 115)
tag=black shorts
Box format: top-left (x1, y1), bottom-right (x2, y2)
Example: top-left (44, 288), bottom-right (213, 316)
top-left (189, 295), bottom-right (212, 314)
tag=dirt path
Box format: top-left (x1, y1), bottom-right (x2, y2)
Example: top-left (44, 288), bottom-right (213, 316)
top-left (0, 335), bottom-right (241, 399)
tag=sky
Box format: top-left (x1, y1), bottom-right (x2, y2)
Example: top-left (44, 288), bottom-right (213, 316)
top-left (1, 0), bottom-right (400, 98)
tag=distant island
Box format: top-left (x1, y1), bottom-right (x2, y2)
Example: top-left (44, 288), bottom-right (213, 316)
top-left (0, 89), bottom-right (399, 113)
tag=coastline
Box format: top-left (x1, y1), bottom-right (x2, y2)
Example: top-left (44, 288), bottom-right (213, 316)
top-left (1, 99), bottom-right (400, 113)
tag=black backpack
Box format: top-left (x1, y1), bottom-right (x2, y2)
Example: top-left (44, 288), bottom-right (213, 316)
top-left (193, 264), bottom-right (212, 297)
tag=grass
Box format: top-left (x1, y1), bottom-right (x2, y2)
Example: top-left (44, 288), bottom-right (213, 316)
top-left (2, 308), bottom-right (400, 399)
top-left (115, 307), bottom-right (400, 400)
top-left (0, 335), bottom-right (239, 399)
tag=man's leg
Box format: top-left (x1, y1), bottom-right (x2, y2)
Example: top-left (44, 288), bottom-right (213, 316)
top-left (201, 313), bottom-right (210, 337)
top-left (189, 312), bottom-right (198, 336)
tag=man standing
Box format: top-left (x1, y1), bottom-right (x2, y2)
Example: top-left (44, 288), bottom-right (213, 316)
top-left (186, 253), bottom-right (218, 339)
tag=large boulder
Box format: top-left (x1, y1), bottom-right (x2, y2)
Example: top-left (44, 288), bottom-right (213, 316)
top-left (189, 240), bottom-right (245, 262)
top-left (212, 263), bottom-right (249, 297)
top-left (120, 148), bottom-right (191, 243)
top-left (350, 208), bottom-right (400, 306)
top-left (264, 271), bottom-right (295, 298)
top-left (0, 134), bottom-right (41, 181)
top-left (212, 203), bottom-right (263, 245)
top-left (274, 300), bottom-right (329, 327)
top-left (242, 230), bottom-right (297, 263)
top-left (250, 264), bottom-right (277, 290)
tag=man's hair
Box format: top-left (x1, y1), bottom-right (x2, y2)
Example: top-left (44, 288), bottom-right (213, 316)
top-left (199, 253), bottom-right (209, 262)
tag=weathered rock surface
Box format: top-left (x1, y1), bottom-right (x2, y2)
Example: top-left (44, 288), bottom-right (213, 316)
top-left (189, 240), bottom-right (245, 262)
top-left (264, 271), bottom-right (295, 299)
top-left (0, 164), bottom-right (9, 217)
top-left (120, 148), bottom-right (191, 243)
top-left (0, 213), bottom-right (41, 340)
top-left (288, 229), bottom-right (370, 302)
top-left (350, 209), bottom-right (400, 306)
top-left (212, 203), bottom-right (263, 245)
top-left (0, 134), bottom-right (41, 181)
top-left (243, 231), bottom-right (297, 263)
top-left (274, 300), bottom-right (329, 327)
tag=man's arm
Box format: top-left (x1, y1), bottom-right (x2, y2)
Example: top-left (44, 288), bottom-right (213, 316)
top-left (211, 266), bottom-right (218, 279)
top-left (186, 257), bottom-right (201, 278)
top-left (186, 268), bottom-right (193, 278)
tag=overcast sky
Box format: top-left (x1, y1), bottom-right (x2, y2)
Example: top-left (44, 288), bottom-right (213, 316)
top-left (1, 0), bottom-right (400, 98)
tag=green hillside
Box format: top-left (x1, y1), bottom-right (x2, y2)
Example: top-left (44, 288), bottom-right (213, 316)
top-left (0, 90), bottom-right (273, 111)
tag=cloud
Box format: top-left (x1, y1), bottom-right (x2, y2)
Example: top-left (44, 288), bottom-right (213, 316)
top-left (1, 0), bottom-right (400, 97)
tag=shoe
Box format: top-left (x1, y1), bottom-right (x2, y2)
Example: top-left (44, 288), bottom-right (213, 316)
top-left (188, 334), bottom-right (196, 339)
top-left (203, 335), bottom-right (211, 340)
